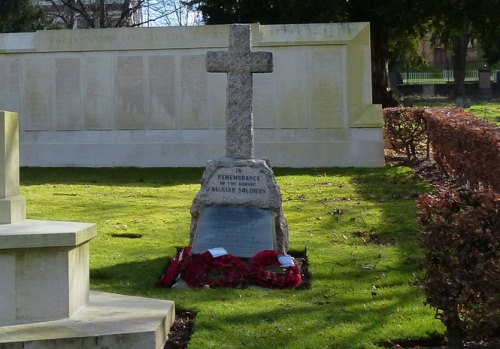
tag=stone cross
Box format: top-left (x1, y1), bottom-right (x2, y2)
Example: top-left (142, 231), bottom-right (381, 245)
top-left (206, 24), bottom-right (273, 159)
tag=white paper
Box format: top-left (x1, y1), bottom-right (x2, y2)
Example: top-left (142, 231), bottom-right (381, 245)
top-left (278, 255), bottom-right (295, 268)
top-left (208, 247), bottom-right (228, 258)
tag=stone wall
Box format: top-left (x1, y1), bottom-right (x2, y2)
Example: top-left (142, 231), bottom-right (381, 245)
top-left (0, 23), bottom-right (384, 167)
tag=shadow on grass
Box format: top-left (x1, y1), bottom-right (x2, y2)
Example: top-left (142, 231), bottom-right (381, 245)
top-left (90, 256), bottom-right (169, 292)
top-left (350, 167), bottom-right (431, 253)
top-left (21, 166), bottom-right (363, 188)
top-left (192, 281), bottom-right (427, 348)
top-left (349, 167), bottom-right (438, 344)
top-left (21, 167), bottom-right (352, 187)
top-left (21, 167), bottom-right (204, 187)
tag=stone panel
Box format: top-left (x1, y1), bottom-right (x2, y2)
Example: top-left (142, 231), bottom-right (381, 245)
top-left (116, 56), bottom-right (145, 130)
top-left (253, 72), bottom-right (276, 129)
top-left (22, 58), bottom-right (51, 130)
top-left (35, 26), bottom-right (228, 52)
top-left (0, 57), bottom-right (20, 113)
top-left (148, 55), bottom-right (176, 129)
top-left (0, 254), bottom-right (15, 323)
top-left (15, 248), bottom-right (69, 320)
top-left (180, 54), bottom-right (208, 129)
top-left (54, 58), bottom-right (81, 130)
top-left (84, 55), bottom-right (114, 130)
top-left (361, 45), bottom-right (372, 105)
top-left (275, 47), bottom-right (308, 129)
top-left (204, 165), bottom-right (271, 205)
top-left (310, 47), bottom-right (343, 128)
top-left (0, 32), bottom-right (35, 52)
top-left (257, 22), bottom-right (372, 46)
top-left (207, 73), bottom-right (226, 129)
top-left (192, 206), bottom-right (276, 257)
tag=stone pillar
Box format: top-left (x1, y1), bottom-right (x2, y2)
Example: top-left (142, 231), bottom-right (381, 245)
top-left (478, 66), bottom-right (491, 89)
top-left (0, 111), bottom-right (26, 224)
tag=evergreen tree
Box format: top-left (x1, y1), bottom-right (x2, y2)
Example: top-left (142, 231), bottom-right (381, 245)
top-left (187, 0), bottom-right (428, 107)
top-left (0, 0), bottom-right (47, 33)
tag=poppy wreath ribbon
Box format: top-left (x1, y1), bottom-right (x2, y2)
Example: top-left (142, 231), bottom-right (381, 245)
top-left (160, 246), bottom-right (192, 287)
top-left (248, 250), bottom-right (302, 289)
top-left (185, 251), bottom-right (247, 288)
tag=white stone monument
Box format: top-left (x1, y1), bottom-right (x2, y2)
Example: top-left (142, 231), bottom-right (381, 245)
top-left (0, 111), bottom-right (174, 349)
top-left (0, 23), bottom-right (384, 168)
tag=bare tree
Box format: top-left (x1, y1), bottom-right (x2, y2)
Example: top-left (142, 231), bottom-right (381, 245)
top-left (35, 0), bottom-right (200, 28)
top-left (143, 0), bottom-right (201, 26)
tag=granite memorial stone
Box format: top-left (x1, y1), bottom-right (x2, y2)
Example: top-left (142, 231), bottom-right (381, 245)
top-left (190, 24), bottom-right (288, 257)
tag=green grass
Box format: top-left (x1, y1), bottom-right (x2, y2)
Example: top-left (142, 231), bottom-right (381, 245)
top-left (411, 99), bottom-right (500, 125)
top-left (466, 102), bottom-right (500, 125)
top-left (20, 167), bottom-right (444, 349)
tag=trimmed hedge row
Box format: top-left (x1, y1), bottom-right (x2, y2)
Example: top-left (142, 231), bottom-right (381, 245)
top-left (384, 107), bottom-right (500, 347)
top-left (425, 108), bottom-right (500, 192)
top-left (383, 107), bottom-right (500, 191)
top-left (418, 188), bottom-right (500, 347)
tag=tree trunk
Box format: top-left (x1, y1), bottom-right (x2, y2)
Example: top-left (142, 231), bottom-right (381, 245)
top-left (94, 0), bottom-right (105, 28)
top-left (371, 35), bottom-right (400, 107)
top-left (447, 323), bottom-right (464, 349)
top-left (451, 20), bottom-right (470, 100)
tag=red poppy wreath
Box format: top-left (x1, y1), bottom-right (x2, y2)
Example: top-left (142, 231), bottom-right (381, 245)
top-left (184, 251), bottom-right (247, 288)
top-left (248, 250), bottom-right (302, 289)
top-left (160, 246), bottom-right (192, 287)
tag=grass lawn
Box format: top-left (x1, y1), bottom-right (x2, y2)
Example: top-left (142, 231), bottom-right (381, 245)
top-left (411, 98), bottom-right (500, 125)
top-left (20, 167), bottom-right (443, 349)
top-left (466, 102), bottom-right (500, 125)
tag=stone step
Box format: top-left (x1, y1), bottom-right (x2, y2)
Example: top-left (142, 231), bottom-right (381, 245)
top-left (0, 291), bottom-right (175, 349)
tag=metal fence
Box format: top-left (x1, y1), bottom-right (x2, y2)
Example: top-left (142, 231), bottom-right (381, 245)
top-left (400, 70), bottom-right (500, 85)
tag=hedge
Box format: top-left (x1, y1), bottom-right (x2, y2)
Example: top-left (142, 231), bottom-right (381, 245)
top-left (425, 108), bottom-right (500, 192)
top-left (384, 107), bottom-right (500, 347)
top-left (418, 188), bottom-right (500, 347)
top-left (383, 107), bottom-right (500, 191)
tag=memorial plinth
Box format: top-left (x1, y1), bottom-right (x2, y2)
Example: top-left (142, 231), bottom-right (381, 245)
top-left (0, 111), bottom-right (174, 348)
top-left (0, 220), bottom-right (96, 325)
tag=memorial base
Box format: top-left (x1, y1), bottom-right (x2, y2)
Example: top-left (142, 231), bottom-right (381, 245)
top-left (0, 220), bottom-right (96, 324)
